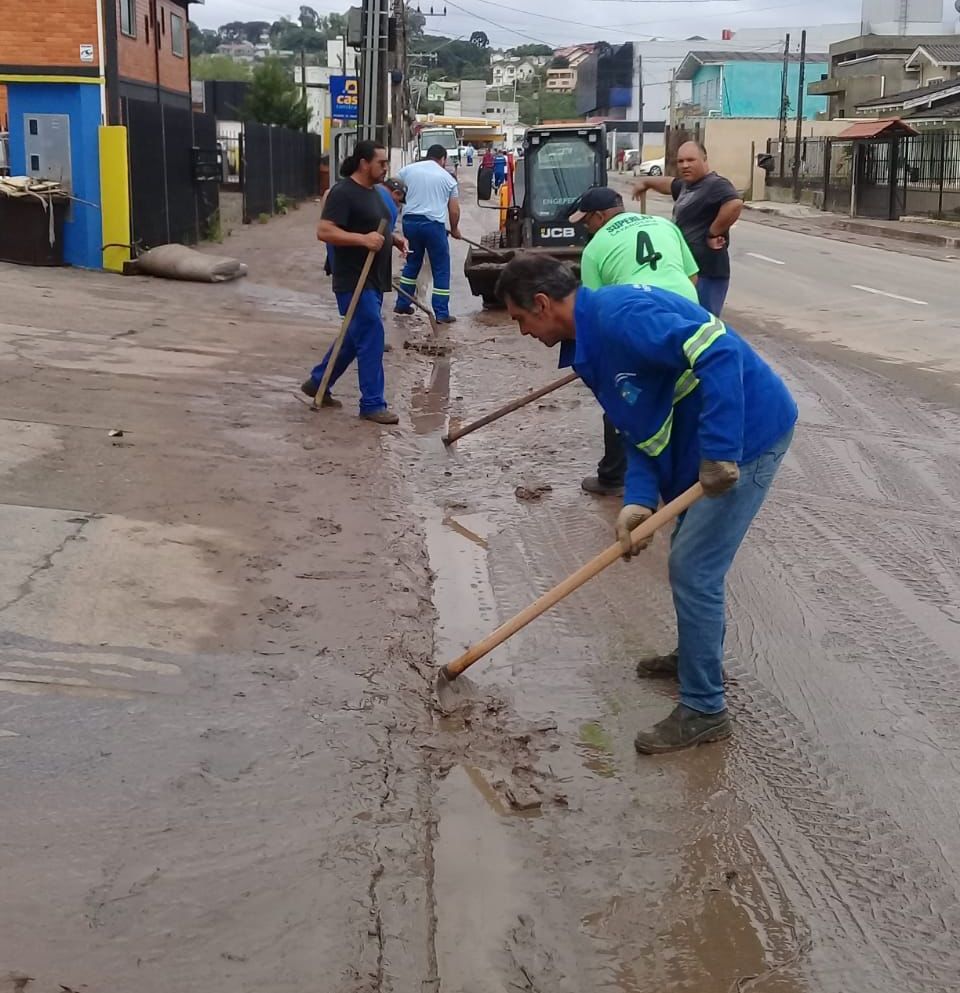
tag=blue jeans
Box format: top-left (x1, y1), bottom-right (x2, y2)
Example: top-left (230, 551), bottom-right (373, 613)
top-left (396, 215), bottom-right (452, 319)
top-left (310, 289), bottom-right (386, 413)
top-left (669, 428), bottom-right (794, 714)
top-left (696, 276), bottom-right (729, 316)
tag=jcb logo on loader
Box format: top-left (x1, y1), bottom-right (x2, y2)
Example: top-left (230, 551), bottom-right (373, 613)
top-left (540, 227), bottom-right (576, 239)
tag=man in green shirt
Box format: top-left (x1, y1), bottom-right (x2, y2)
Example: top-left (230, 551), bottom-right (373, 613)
top-left (569, 186), bottom-right (699, 496)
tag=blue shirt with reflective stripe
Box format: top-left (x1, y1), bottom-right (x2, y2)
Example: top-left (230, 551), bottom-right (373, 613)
top-left (561, 285), bottom-right (798, 509)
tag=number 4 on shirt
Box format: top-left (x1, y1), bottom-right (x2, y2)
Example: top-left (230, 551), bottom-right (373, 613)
top-left (635, 231), bottom-right (662, 272)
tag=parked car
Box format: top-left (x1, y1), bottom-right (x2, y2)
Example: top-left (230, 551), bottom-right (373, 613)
top-left (636, 155), bottom-right (665, 176)
top-left (622, 148), bottom-right (640, 171)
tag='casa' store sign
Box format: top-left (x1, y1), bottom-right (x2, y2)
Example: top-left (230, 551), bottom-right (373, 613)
top-left (330, 76), bottom-right (359, 121)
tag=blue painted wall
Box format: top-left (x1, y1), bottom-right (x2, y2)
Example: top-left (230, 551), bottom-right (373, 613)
top-left (7, 82), bottom-right (103, 268)
top-left (692, 61), bottom-right (828, 119)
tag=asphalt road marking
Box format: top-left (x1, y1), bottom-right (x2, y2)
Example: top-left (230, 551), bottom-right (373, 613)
top-left (851, 284), bottom-right (928, 306)
top-left (746, 252), bottom-right (785, 265)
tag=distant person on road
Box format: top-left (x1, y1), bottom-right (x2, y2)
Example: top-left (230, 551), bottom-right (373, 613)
top-left (495, 254), bottom-right (797, 754)
top-left (302, 140), bottom-right (408, 425)
top-left (566, 186), bottom-right (700, 498)
top-left (466, 143), bottom-right (476, 166)
top-left (481, 147), bottom-right (494, 171)
top-left (493, 148), bottom-right (508, 191)
top-left (634, 141), bottom-right (743, 316)
top-left (395, 144), bottom-right (462, 325)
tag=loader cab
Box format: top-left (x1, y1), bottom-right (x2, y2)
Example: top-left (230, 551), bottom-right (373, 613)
top-left (520, 125), bottom-right (606, 248)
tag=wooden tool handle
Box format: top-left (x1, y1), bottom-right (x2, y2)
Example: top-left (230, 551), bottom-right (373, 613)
top-left (450, 230), bottom-right (510, 258)
top-left (315, 219), bottom-right (387, 406)
top-left (443, 372), bottom-right (579, 445)
top-left (442, 483), bottom-right (704, 679)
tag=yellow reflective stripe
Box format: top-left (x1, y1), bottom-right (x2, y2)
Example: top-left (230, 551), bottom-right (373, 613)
top-left (673, 370), bottom-right (699, 404)
top-left (433, 289), bottom-right (451, 295)
top-left (399, 276), bottom-right (418, 285)
top-left (636, 410), bottom-right (674, 457)
top-left (683, 318), bottom-right (725, 365)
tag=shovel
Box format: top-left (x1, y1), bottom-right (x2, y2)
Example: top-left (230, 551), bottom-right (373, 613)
top-left (450, 230), bottom-right (512, 260)
top-left (442, 372), bottom-right (579, 445)
top-left (392, 280), bottom-right (441, 335)
top-left (435, 483), bottom-right (703, 710)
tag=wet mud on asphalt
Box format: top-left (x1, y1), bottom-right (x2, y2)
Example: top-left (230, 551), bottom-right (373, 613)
top-left (1, 182), bottom-right (959, 993)
top-left (394, 191), bottom-right (960, 992)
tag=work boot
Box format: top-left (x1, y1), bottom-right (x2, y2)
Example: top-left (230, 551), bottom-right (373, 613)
top-left (634, 704), bottom-right (732, 755)
top-left (361, 408), bottom-right (400, 425)
top-left (636, 650), bottom-right (679, 680)
top-left (581, 475), bottom-right (624, 497)
top-left (301, 379), bottom-right (341, 407)
top-left (436, 315), bottom-right (457, 325)
top-left (394, 306), bottom-right (415, 316)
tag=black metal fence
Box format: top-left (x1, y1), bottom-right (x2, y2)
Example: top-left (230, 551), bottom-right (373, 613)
top-left (765, 131), bottom-right (960, 219)
top-left (123, 98), bottom-right (220, 250)
top-left (241, 123), bottom-right (321, 224)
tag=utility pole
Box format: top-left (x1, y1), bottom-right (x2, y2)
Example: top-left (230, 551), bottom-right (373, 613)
top-left (792, 29), bottom-right (806, 202)
top-left (391, 0), bottom-right (408, 158)
top-left (668, 67), bottom-right (677, 129)
top-left (636, 50), bottom-right (644, 164)
top-left (778, 32), bottom-right (790, 178)
top-left (359, 0), bottom-right (390, 146)
top-left (300, 48), bottom-right (308, 132)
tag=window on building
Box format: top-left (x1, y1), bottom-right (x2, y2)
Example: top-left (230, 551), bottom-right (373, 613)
top-left (171, 12), bottom-right (185, 57)
top-left (120, 0), bottom-right (135, 37)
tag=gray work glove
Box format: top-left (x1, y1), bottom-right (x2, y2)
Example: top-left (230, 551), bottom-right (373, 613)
top-left (615, 504), bottom-right (655, 559)
top-left (699, 459), bottom-right (740, 496)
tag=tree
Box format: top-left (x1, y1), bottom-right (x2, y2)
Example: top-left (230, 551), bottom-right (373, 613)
top-left (550, 55), bottom-right (570, 69)
top-left (470, 31), bottom-right (490, 49)
top-left (405, 7), bottom-right (426, 39)
top-left (508, 44), bottom-right (552, 57)
top-left (242, 21), bottom-right (271, 44)
top-left (189, 22), bottom-right (219, 57)
top-left (218, 21), bottom-right (249, 43)
top-left (191, 55), bottom-right (252, 81)
top-left (243, 57), bottom-right (312, 130)
top-left (299, 5), bottom-right (320, 31)
top-left (323, 12), bottom-right (347, 38)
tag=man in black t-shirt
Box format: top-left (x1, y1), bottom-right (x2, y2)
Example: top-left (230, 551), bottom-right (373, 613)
top-left (302, 140), bottom-right (408, 425)
top-left (634, 141), bottom-right (743, 316)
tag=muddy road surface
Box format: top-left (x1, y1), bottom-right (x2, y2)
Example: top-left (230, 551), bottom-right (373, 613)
top-left (1, 180), bottom-right (959, 993)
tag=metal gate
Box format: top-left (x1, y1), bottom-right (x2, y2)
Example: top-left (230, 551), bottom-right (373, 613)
top-left (123, 98), bottom-right (220, 250)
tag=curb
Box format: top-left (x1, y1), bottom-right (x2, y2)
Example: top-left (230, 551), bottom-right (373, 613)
top-left (832, 219), bottom-right (960, 249)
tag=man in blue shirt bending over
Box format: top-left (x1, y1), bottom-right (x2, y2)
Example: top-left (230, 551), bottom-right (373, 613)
top-left (495, 255), bottom-right (797, 754)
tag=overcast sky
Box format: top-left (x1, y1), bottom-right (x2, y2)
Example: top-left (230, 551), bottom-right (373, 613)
top-left (191, 0), bottom-right (954, 48)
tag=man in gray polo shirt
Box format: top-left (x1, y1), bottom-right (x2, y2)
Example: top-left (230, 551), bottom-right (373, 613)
top-left (634, 141), bottom-right (743, 316)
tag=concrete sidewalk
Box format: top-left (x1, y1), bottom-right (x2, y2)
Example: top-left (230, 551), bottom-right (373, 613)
top-left (745, 200), bottom-right (960, 251)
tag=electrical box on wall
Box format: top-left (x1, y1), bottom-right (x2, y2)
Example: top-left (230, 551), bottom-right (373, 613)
top-left (23, 113), bottom-right (72, 192)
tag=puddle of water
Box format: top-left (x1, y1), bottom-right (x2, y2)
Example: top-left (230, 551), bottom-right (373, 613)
top-left (422, 509), bottom-right (503, 688)
top-left (410, 356), bottom-right (451, 436)
top-left (433, 764), bottom-right (531, 993)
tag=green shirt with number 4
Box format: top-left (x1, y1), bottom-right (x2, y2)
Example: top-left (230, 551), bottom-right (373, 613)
top-left (580, 211), bottom-right (699, 303)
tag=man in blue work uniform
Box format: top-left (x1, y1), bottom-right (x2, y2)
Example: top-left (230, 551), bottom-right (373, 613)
top-left (395, 144), bottom-right (462, 325)
top-left (302, 141), bottom-right (408, 424)
top-left (495, 255), bottom-right (797, 753)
